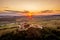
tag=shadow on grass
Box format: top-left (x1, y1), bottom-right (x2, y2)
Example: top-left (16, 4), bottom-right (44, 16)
top-left (0, 27), bottom-right (60, 40)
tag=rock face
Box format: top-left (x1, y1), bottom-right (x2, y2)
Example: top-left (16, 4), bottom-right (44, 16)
top-left (17, 22), bottom-right (43, 38)
top-left (18, 22), bottom-right (43, 31)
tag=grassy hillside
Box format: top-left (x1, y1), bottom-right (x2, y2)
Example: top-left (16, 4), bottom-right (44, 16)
top-left (0, 27), bottom-right (60, 40)
top-left (0, 15), bottom-right (60, 40)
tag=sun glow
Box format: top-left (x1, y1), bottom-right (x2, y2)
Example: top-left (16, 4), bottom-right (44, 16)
top-left (28, 13), bottom-right (32, 16)
top-left (21, 3), bottom-right (39, 12)
top-left (27, 13), bottom-right (32, 18)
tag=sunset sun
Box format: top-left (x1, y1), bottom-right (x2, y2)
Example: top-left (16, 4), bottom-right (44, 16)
top-left (27, 13), bottom-right (32, 18)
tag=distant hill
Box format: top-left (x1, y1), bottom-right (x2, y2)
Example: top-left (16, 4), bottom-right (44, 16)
top-left (0, 14), bottom-right (60, 22)
top-left (32, 15), bottom-right (60, 21)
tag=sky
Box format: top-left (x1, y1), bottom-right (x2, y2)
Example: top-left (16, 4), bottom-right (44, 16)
top-left (0, 0), bottom-right (60, 12)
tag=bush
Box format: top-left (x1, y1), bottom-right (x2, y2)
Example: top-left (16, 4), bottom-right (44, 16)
top-left (0, 27), bottom-right (60, 40)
